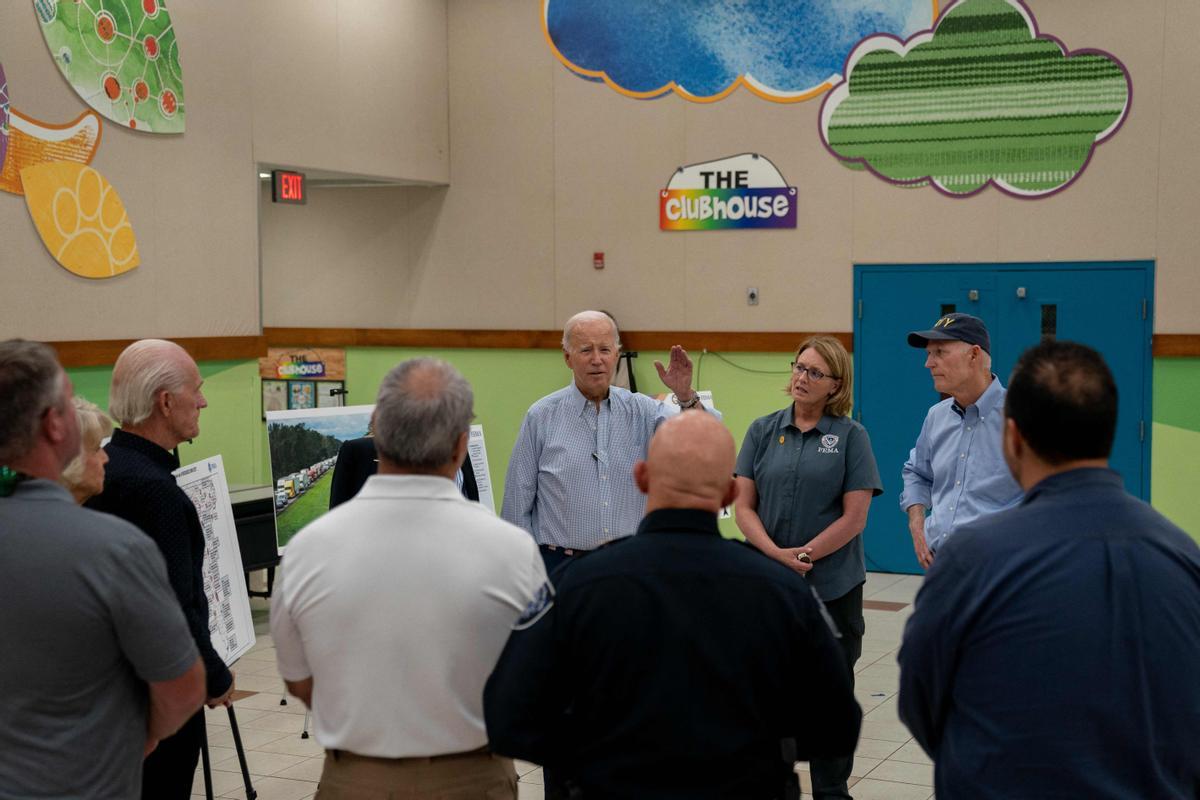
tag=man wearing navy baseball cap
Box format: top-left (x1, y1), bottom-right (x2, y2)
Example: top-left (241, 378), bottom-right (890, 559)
top-left (899, 313), bottom-right (1021, 567)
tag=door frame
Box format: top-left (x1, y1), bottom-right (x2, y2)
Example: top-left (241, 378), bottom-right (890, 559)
top-left (852, 260), bottom-right (1155, 501)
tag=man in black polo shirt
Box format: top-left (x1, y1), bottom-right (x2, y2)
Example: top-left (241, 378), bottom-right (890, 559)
top-left (88, 339), bottom-right (235, 800)
top-left (899, 341), bottom-right (1200, 798)
top-left (484, 412), bottom-right (861, 799)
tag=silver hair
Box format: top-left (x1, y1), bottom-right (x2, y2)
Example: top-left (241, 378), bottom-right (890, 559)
top-left (108, 339), bottom-right (192, 427)
top-left (0, 339), bottom-right (65, 463)
top-left (562, 310), bottom-right (621, 351)
top-left (373, 358), bottom-right (474, 470)
top-left (60, 396), bottom-right (113, 491)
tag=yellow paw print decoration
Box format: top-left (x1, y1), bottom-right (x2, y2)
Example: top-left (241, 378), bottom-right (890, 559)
top-left (21, 162), bottom-right (139, 278)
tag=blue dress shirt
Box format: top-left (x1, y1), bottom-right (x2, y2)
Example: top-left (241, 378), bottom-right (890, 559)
top-left (899, 376), bottom-right (1021, 552)
top-left (502, 383), bottom-right (719, 551)
top-left (898, 468), bottom-right (1200, 799)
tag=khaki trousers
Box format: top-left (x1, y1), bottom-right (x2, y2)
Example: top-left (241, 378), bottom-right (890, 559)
top-left (315, 748), bottom-right (518, 800)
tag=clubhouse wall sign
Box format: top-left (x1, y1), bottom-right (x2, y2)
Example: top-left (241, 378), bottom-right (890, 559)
top-left (659, 153), bottom-right (796, 231)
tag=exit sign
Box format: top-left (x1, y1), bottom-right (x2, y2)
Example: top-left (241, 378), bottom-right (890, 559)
top-left (271, 170), bottom-right (306, 205)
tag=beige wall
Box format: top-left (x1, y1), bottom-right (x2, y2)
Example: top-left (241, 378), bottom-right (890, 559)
top-left (0, 1), bottom-right (259, 340)
top-left (261, 0), bottom-right (1198, 333)
top-left (4, 0), bottom-right (1198, 342)
top-left (251, 0), bottom-right (450, 184)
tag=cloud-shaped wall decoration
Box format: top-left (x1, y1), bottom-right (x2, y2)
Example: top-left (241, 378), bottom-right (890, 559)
top-left (22, 161), bottom-right (139, 279)
top-left (544, 0), bottom-right (937, 102)
top-left (820, 0), bottom-right (1130, 197)
top-left (34, 0), bottom-right (185, 133)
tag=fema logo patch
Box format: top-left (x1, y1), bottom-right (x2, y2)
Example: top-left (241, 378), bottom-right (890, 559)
top-left (818, 434), bottom-right (840, 454)
top-left (514, 580), bottom-right (555, 630)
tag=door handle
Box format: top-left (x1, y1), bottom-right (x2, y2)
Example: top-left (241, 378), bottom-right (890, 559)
top-left (968, 289), bottom-right (979, 301)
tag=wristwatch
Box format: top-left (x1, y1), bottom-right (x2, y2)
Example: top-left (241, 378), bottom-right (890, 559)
top-left (674, 393), bottom-right (701, 410)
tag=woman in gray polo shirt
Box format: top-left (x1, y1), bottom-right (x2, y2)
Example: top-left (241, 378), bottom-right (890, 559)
top-left (734, 334), bottom-right (882, 800)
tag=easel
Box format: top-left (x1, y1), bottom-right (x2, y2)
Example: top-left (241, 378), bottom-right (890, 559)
top-left (200, 706), bottom-right (257, 800)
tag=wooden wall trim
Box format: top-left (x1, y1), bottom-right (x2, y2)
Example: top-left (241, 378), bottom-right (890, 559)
top-left (1152, 334), bottom-right (1200, 357)
top-left (264, 327), bottom-right (850, 353)
top-left (40, 330), bottom-right (1200, 367)
top-left (49, 336), bottom-right (268, 368)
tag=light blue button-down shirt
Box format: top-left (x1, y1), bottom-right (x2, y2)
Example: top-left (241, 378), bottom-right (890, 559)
top-left (900, 376), bottom-right (1022, 552)
top-left (502, 383), bottom-right (720, 550)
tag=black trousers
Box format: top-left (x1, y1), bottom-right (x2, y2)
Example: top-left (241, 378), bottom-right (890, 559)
top-left (142, 709), bottom-right (204, 800)
top-left (809, 583), bottom-right (865, 800)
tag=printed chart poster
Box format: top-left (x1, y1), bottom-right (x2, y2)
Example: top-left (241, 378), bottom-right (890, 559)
top-left (266, 405), bottom-right (373, 551)
top-left (174, 455), bottom-right (255, 666)
top-left (468, 424), bottom-right (496, 514)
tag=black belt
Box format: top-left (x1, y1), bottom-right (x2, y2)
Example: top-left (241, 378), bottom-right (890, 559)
top-left (539, 544), bottom-right (589, 557)
top-left (330, 746), bottom-right (490, 764)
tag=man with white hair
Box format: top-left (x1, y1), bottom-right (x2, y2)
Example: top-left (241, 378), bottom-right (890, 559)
top-left (0, 340), bottom-right (204, 798)
top-left (503, 310), bottom-right (717, 573)
top-left (900, 313), bottom-right (1021, 567)
top-left (87, 338), bottom-right (234, 800)
top-left (272, 358), bottom-right (547, 798)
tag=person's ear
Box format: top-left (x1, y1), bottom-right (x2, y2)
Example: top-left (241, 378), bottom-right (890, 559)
top-left (155, 388), bottom-right (172, 419)
top-left (720, 477), bottom-right (738, 509)
top-left (633, 460), bottom-right (649, 496)
top-left (451, 430), bottom-right (469, 468)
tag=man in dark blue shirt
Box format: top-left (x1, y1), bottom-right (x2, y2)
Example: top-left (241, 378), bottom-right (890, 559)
top-left (87, 339), bottom-right (235, 800)
top-left (898, 340), bottom-right (1200, 799)
top-left (484, 412), bottom-right (860, 799)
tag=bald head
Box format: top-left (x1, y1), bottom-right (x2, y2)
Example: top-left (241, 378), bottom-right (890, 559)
top-left (635, 412), bottom-right (737, 514)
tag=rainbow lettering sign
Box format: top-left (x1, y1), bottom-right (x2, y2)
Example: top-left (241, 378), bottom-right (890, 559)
top-left (659, 153), bottom-right (796, 231)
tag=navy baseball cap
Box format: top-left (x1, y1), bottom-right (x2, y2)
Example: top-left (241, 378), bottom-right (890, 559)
top-left (907, 313), bottom-right (991, 354)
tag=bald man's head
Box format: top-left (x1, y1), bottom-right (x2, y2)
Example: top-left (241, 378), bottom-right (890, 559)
top-left (635, 412), bottom-right (737, 514)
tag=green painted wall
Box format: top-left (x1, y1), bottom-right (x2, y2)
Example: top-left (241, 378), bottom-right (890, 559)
top-left (71, 351), bottom-right (1200, 545)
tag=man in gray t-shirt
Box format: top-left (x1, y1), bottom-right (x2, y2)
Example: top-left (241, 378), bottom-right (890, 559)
top-left (0, 340), bottom-right (204, 799)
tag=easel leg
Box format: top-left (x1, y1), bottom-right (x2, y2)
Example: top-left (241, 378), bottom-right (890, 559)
top-left (227, 706), bottom-right (258, 800)
top-left (200, 715), bottom-right (214, 800)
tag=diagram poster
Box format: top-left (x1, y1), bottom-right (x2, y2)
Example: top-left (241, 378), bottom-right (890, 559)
top-left (34, 0), bottom-right (186, 133)
top-left (468, 424), bottom-right (495, 514)
top-left (174, 455), bottom-right (255, 666)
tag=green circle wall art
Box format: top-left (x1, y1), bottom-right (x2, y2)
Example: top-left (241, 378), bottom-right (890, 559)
top-left (34, 0), bottom-right (185, 134)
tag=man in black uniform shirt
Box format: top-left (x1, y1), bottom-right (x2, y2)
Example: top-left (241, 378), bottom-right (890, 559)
top-left (484, 412), bottom-right (861, 799)
top-left (87, 339), bottom-right (235, 800)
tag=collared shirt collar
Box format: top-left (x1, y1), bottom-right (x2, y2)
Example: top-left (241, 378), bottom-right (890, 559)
top-left (952, 374), bottom-right (1004, 418)
top-left (636, 507), bottom-right (722, 537)
top-left (9, 477), bottom-right (74, 502)
top-left (568, 381), bottom-right (624, 417)
top-left (357, 473), bottom-right (466, 501)
top-left (110, 428), bottom-right (180, 470)
top-left (1022, 466), bottom-right (1123, 505)
top-left (772, 405), bottom-right (837, 435)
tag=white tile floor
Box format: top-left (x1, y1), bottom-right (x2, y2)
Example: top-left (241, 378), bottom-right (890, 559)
top-left (192, 572), bottom-right (931, 800)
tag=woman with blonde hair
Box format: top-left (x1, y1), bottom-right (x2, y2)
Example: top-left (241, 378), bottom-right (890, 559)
top-left (734, 335), bottom-right (882, 800)
top-left (60, 396), bottom-right (113, 504)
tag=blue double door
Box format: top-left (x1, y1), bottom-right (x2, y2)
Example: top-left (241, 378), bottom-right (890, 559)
top-left (853, 262), bottom-right (1154, 574)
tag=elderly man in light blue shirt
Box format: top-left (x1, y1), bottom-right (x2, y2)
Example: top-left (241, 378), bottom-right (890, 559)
top-left (503, 310), bottom-right (718, 574)
top-left (900, 313), bottom-right (1021, 568)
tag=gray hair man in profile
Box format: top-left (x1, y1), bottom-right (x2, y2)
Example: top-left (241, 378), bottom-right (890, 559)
top-left (86, 338), bottom-right (235, 800)
top-left (0, 339), bottom-right (204, 799)
top-left (272, 358), bottom-right (549, 799)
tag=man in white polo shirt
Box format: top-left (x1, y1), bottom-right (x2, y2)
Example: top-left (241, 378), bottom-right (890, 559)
top-left (271, 358), bottom-right (549, 798)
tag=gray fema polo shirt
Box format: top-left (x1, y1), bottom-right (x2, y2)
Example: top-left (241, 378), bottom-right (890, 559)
top-left (735, 407), bottom-right (883, 601)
